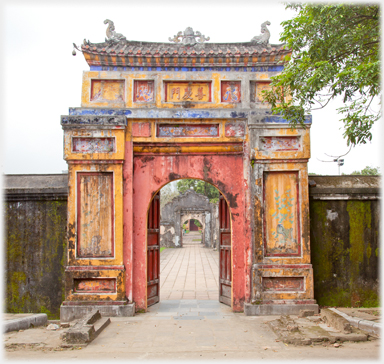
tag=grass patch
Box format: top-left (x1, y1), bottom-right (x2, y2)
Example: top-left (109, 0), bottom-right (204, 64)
top-left (160, 247), bottom-right (166, 253)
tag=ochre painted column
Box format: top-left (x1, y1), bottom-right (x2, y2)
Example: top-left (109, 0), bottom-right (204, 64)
top-left (123, 121), bottom-right (134, 303)
top-left (246, 122), bottom-right (319, 315)
top-left (60, 115), bottom-right (135, 321)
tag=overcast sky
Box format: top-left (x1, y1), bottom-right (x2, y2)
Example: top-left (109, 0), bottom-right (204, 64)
top-left (1, 0), bottom-right (382, 177)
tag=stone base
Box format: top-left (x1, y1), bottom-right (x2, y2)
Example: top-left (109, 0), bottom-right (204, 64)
top-left (4, 313), bottom-right (48, 333)
top-left (60, 303), bottom-right (135, 322)
top-left (244, 303), bottom-right (319, 316)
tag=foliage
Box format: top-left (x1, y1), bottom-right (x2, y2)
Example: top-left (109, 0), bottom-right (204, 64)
top-left (160, 184), bottom-right (179, 211)
top-left (176, 179), bottom-right (220, 203)
top-left (350, 165), bottom-right (381, 175)
top-left (263, 4), bottom-right (380, 146)
top-left (193, 219), bottom-right (202, 228)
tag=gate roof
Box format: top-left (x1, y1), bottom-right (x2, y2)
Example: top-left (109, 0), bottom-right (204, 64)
top-left (75, 21), bottom-right (290, 70)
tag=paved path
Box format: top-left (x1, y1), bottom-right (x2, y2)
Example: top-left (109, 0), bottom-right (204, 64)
top-left (160, 236), bottom-right (219, 301)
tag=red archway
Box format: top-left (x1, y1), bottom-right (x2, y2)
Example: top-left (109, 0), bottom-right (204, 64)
top-left (123, 154), bottom-right (251, 312)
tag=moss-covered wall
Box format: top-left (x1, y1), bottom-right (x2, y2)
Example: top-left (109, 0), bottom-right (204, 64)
top-left (5, 199), bottom-right (67, 319)
top-left (310, 199), bottom-right (380, 307)
top-left (3, 174), bottom-right (380, 316)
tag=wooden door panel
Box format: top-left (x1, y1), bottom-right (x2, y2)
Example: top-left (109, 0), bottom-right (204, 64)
top-left (147, 191), bottom-right (160, 307)
top-left (147, 232), bottom-right (158, 246)
top-left (219, 195), bottom-right (231, 306)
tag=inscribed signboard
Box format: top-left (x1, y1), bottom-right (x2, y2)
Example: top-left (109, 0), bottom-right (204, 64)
top-left (165, 82), bottom-right (211, 102)
top-left (157, 124), bottom-right (219, 138)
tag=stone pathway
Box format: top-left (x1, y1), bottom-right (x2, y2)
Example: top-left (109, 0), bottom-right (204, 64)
top-left (160, 237), bottom-right (219, 301)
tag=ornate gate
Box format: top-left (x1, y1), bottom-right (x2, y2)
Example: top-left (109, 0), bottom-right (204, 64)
top-left (147, 191), bottom-right (160, 306)
top-left (61, 19), bottom-right (318, 318)
top-left (219, 195), bottom-right (231, 306)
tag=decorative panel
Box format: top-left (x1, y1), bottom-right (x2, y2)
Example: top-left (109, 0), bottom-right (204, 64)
top-left (72, 138), bottom-right (115, 153)
top-left (260, 136), bottom-right (301, 151)
top-left (263, 172), bottom-right (301, 257)
top-left (133, 80), bottom-right (154, 102)
top-left (77, 172), bottom-right (114, 258)
top-left (157, 124), bottom-right (219, 138)
top-left (262, 277), bottom-right (304, 292)
top-left (221, 81), bottom-right (241, 103)
top-left (251, 81), bottom-right (271, 103)
top-left (132, 122), bottom-right (151, 137)
top-left (164, 82), bottom-right (211, 102)
top-left (225, 123), bottom-right (245, 137)
top-left (91, 80), bottom-right (125, 102)
top-left (74, 278), bottom-right (116, 293)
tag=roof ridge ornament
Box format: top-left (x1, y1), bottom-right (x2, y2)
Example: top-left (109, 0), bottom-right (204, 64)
top-left (251, 21), bottom-right (271, 45)
top-left (169, 27), bottom-right (210, 46)
top-left (104, 19), bottom-right (126, 43)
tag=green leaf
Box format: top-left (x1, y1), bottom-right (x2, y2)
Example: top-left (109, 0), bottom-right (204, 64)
top-left (265, 4), bottom-right (380, 146)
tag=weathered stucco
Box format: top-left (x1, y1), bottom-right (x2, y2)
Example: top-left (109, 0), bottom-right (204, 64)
top-left (160, 189), bottom-right (219, 248)
top-left (58, 23), bottom-right (334, 317)
top-left (4, 175), bottom-right (380, 317)
top-left (4, 174), bottom-right (68, 319)
top-left (127, 153), bottom-right (250, 312)
top-left (309, 176), bottom-right (380, 307)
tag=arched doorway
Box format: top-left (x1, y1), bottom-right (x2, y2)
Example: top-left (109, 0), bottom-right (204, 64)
top-left (181, 216), bottom-right (204, 245)
top-left (187, 219), bottom-right (201, 232)
top-left (128, 153), bottom-right (250, 313)
top-left (146, 179), bottom-right (232, 307)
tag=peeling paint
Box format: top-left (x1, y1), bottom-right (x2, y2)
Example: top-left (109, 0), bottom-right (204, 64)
top-left (61, 61), bottom-right (317, 315)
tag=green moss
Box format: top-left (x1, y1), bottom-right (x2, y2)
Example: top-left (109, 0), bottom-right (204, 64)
top-left (252, 300), bottom-right (262, 305)
top-left (347, 201), bottom-right (371, 266)
top-left (316, 288), bottom-right (352, 307)
top-left (358, 290), bottom-right (380, 307)
top-left (7, 234), bottom-right (23, 262)
top-left (347, 201), bottom-right (372, 294)
top-left (310, 201), bottom-right (333, 281)
top-left (316, 287), bottom-right (379, 308)
top-left (311, 200), bottom-right (378, 308)
top-left (7, 272), bottom-right (27, 311)
top-left (5, 200), bottom-right (66, 318)
top-left (375, 247), bottom-right (379, 257)
top-left (40, 305), bottom-right (59, 320)
top-left (366, 244), bottom-right (372, 259)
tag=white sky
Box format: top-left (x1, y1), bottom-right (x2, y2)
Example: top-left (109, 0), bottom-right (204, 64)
top-left (0, 0), bottom-right (382, 176)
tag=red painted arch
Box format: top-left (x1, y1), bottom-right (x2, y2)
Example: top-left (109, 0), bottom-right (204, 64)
top-left (124, 153), bottom-right (251, 312)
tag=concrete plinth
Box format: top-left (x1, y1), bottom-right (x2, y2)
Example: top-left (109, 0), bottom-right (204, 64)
top-left (4, 313), bottom-right (48, 333)
top-left (244, 303), bottom-right (319, 316)
top-left (60, 303), bottom-right (135, 322)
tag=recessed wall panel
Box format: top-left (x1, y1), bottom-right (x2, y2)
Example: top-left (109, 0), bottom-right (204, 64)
top-left (263, 171), bottom-right (301, 257)
top-left (77, 172), bottom-right (114, 258)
